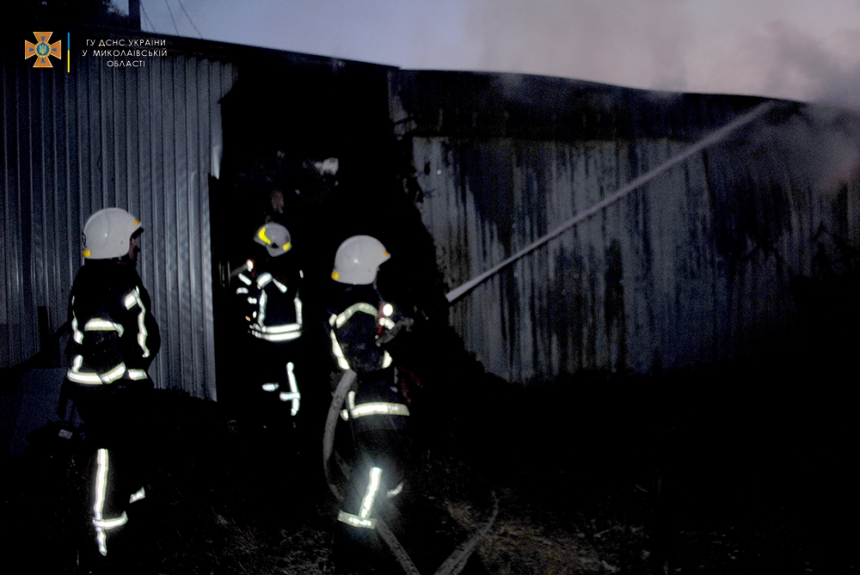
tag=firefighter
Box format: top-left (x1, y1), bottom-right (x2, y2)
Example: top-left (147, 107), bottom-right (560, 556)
top-left (65, 207), bottom-right (161, 567)
top-left (234, 222), bottom-right (303, 434)
top-left (327, 235), bottom-right (414, 573)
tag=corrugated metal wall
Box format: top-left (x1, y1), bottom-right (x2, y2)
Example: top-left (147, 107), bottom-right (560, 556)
top-left (1, 37), bottom-right (237, 399)
top-left (5, 40), bottom-right (857, 393)
top-left (391, 72), bottom-right (860, 381)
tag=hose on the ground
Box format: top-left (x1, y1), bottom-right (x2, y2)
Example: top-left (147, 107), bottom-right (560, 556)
top-left (323, 369), bottom-right (498, 575)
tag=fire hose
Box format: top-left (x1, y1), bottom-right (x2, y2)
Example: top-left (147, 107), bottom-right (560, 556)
top-left (323, 370), bottom-right (499, 575)
top-left (444, 101), bottom-right (776, 303)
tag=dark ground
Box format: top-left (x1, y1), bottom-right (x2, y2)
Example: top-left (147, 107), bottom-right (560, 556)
top-left (2, 344), bottom-right (858, 575)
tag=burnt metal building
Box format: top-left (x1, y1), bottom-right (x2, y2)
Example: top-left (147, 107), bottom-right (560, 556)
top-left (391, 72), bottom-right (860, 381)
top-left (3, 24), bottom-right (859, 401)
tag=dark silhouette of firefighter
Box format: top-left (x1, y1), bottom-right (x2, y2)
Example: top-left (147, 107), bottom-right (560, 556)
top-left (327, 235), bottom-right (415, 572)
top-left (233, 222), bottom-right (303, 432)
top-left (65, 207), bottom-right (161, 566)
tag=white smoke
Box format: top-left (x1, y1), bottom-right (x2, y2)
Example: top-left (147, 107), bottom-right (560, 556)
top-left (747, 19), bottom-right (860, 111)
top-left (456, 0), bottom-right (694, 91)
top-left (132, 0), bottom-right (860, 107)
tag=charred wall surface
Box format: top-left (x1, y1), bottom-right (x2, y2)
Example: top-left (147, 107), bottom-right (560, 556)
top-left (390, 71), bottom-right (860, 380)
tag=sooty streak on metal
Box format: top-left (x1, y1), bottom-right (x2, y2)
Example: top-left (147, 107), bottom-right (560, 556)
top-left (391, 70), bottom-right (860, 381)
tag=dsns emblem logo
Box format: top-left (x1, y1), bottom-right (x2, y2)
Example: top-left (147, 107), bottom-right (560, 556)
top-left (25, 32), bottom-right (61, 68)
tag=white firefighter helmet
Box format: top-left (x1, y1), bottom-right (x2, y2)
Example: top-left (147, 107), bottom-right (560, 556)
top-left (254, 223), bottom-right (292, 257)
top-left (82, 208), bottom-right (142, 259)
top-left (331, 235), bottom-right (390, 285)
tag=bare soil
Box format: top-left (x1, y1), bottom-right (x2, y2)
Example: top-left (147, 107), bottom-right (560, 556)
top-left (2, 362), bottom-right (857, 575)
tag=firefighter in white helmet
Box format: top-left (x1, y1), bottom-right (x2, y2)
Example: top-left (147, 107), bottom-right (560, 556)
top-left (234, 222), bottom-right (303, 434)
top-left (65, 207), bottom-right (161, 567)
top-left (327, 235), bottom-right (414, 572)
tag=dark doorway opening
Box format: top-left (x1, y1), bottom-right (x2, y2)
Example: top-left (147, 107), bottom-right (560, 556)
top-left (209, 56), bottom-right (442, 417)
top-left (210, 57), bottom-right (394, 410)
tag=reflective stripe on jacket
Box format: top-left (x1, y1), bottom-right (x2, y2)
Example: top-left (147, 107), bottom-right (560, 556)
top-left (65, 261), bottom-right (160, 385)
top-left (237, 271), bottom-right (303, 342)
top-left (328, 288), bottom-right (395, 373)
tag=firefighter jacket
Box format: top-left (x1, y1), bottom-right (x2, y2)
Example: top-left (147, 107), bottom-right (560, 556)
top-left (66, 260), bottom-right (161, 386)
top-left (328, 284), bottom-right (396, 374)
top-left (235, 265), bottom-right (303, 343)
top-left (328, 284), bottom-right (411, 431)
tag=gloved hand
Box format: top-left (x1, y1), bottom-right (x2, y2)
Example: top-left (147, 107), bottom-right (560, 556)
top-left (376, 317), bottom-right (414, 345)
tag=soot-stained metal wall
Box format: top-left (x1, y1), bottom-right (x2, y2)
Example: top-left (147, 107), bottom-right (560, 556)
top-left (390, 71), bottom-right (860, 381)
top-left (1, 30), bottom-right (237, 399)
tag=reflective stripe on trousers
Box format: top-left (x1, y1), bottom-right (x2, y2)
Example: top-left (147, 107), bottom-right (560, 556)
top-left (91, 449), bottom-right (147, 556)
top-left (340, 390), bottom-right (410, 421)
top-left (338, 466), bottom-right (382, 529)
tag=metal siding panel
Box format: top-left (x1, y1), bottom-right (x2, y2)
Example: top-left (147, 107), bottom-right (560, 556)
top-left (202, 61), bottom-right (236, 398)
top-left (51, 68), bottom-right (70, 332)
top-left (161, 56), bottom-right (179, 389)
top-left (201, 59), bottom-right (237, 399)
top-left (0, 53), bottom-right (20, 362)
top-left (185, 56), bottom-right (204, 399)
top-left (20, 67), bottom-right (36, 361)
top-left (147, 56), bottom-right (168, 389)
top-left (41, 68), bottom-right (56, 333)
top-left (32, 71), bottom-right (47, 314)
top-left (177, 56), bottom-right (193, 395)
